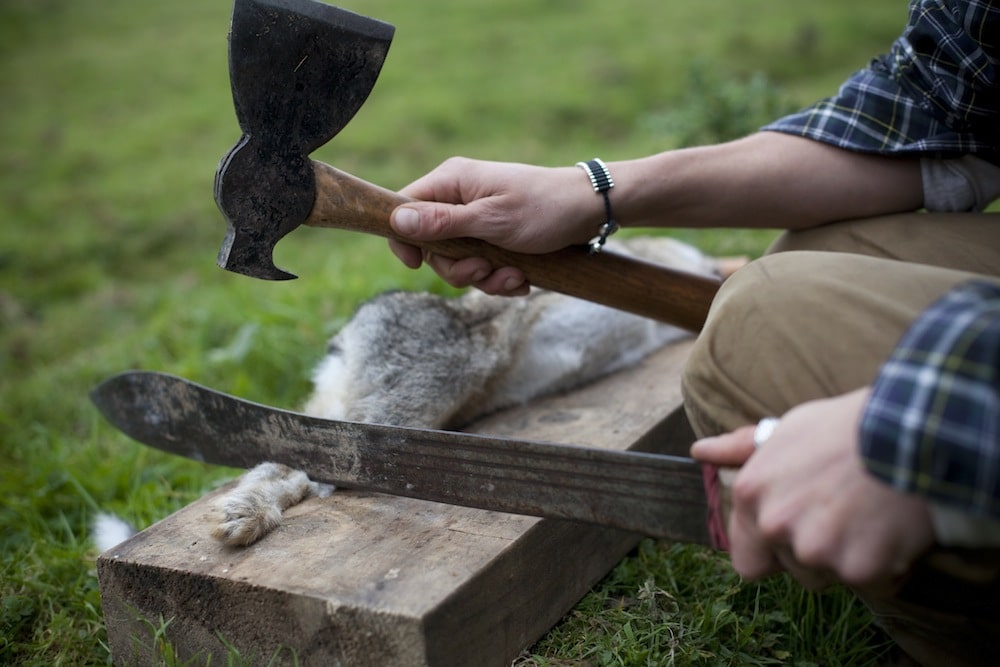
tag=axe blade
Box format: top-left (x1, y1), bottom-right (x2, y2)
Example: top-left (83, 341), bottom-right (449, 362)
top-left (215, 0), bottom-right (395, 279)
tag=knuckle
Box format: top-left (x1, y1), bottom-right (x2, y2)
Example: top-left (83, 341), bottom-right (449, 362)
top-left (440, 155), bottom-right (474, 176)
top-left (441, 155), bottom-right (468, 168)
top-left (792, 536), bottom-right (830, 569)
top-left (839, 567), bottom-right (873, 588)
top-left (731, 475), bottom-right (761, 508)
top-left (422, 206), bottom-right (454, 236)
top-left (730, 550), bottom-right (775, 581)
top-left (838, 551), bottom-right (885, 587)
top-left (756, 511), bottom-right (787, 542)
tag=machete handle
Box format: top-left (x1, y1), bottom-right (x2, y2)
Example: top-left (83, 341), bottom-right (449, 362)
top-left (306, 160), bottom-right (720, 331)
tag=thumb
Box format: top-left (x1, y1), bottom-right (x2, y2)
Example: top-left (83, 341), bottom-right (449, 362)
top-left (391, 203), bottom-right (476, 242)
top-left (690, 426), bottom-right (756, 466)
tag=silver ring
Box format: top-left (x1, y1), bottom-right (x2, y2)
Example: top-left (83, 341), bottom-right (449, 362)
top-left (753, 417), bottom-right (780, 449)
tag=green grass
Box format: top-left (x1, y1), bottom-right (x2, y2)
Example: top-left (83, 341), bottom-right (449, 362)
top-left (2, 0), bottom-right (905, 664)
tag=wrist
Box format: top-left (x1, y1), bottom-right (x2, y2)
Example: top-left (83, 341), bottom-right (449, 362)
top-left (556, 165), bottom-right (608, 244)
top-left (574, 158), bottom-right (620, 253)
top-left (594, 154), bottom-right (669, 231)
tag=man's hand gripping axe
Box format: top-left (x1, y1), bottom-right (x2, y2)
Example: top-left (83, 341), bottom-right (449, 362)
top-left (213, 0), bottom-right (720, 330)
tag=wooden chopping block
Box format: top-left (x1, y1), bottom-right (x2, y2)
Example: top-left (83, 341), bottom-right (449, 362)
top-left (97, 340), bottom-right (698, 666)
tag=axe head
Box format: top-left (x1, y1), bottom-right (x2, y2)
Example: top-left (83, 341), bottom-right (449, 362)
top-left (214, 0), bottom-right (394, 280)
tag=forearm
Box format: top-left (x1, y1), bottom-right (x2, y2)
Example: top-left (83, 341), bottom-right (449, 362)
top-left (609, 132), bottom-right (924, 230)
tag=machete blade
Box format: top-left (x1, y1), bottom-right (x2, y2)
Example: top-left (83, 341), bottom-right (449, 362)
top-left (91, 371), bottom-right (712, 545)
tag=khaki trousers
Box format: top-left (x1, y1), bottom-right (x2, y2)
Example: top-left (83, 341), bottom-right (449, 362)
top-left (684, 212), bottom-right (1000, 435)
top-left (681, 212), bottom-right (1000, 666)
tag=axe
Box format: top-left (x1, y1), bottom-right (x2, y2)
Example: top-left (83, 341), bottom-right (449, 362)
top-left (213, 0), bottom-right (721, 331)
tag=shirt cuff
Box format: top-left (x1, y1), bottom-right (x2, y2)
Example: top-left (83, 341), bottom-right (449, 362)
top-left (921, 156), bottom-right (1000, 212)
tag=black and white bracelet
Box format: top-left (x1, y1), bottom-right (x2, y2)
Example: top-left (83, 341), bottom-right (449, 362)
top-left (575, 157), bottom-right (620, 254)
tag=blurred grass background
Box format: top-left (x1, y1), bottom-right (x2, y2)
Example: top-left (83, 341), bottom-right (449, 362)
top-left (2, 0), bottom-right (906, 664)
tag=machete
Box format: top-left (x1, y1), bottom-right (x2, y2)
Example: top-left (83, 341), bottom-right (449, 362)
top-left (91, 371), bottom-right (721, 546)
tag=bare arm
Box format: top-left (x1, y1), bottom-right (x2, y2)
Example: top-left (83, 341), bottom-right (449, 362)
top-left (389, 132), bottom-right (923, 293)
top-left (614, 132), bottom-right (923, 230)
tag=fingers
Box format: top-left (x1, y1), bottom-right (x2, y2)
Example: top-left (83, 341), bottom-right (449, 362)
top-left (388, 156), bottom-right (587, 292)
top-left (728, 477), bottom-right (837, 590)
top-left (704, 390), bottom-right (935, 594)
top-left (422, 252), bottom-right (487, 284)
top-left (397, 156), bottom-right (473, 202)
top-left (727, 500), bottom-right (784, 580)
top-left (471, 266), bottom-right (530, 296)
top-left (393, 157), bottom-right (514, 244)
top-left (425, 253), bottom-right (528, 295)
top-left (391, 203), bottom-right (474, 242)
top-left (387, 239), bottom-right (424, 269)
top-left (690, 426), bottom-right (757, 466)
top-left (692, 429), bottom-right (789, 580)
top-left (390, 203), bottom-right (530, 293)
top-left (387, 237), bottom-right (530, 294)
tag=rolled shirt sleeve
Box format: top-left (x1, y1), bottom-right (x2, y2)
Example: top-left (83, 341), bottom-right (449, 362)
top-left (920, 156), bottom-right (1000, 212)
top-left (763, 0), bottom-right (1000, 163)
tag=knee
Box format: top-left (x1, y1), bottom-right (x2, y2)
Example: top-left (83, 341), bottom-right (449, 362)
top-left (681, 253), bottom-right (817, 436)
top-left (682, 249), bottom-right (963, 438)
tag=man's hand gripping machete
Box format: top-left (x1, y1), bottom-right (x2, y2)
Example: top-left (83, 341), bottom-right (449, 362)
top-left (213, 0), bottom-right (720, 331)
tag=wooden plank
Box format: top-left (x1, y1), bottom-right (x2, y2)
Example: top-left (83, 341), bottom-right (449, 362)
top-left (98, 340), bottom-right (698, 666)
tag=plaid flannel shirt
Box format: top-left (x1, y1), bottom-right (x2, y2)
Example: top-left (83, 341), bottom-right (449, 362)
top-left (763, 0), bottom-right (1000, 163)
top-left (860, 280), bottom-right (1000, 519)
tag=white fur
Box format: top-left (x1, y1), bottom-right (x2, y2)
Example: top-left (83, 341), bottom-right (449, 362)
top-left (92, 512), bottom-right (137, 553)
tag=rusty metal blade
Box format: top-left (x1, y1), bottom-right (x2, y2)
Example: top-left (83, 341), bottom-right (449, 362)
top-left (91, 371), bottom-right (711, 545)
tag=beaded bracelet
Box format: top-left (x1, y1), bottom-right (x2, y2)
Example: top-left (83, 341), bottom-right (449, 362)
top-left (575, 158), bottom-right (620, 254)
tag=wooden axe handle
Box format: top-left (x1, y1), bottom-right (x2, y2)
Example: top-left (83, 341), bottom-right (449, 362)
top-left (306, 160), bottom-right (720, 331)
top-left (307, 160), bottom-right (738, 543)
